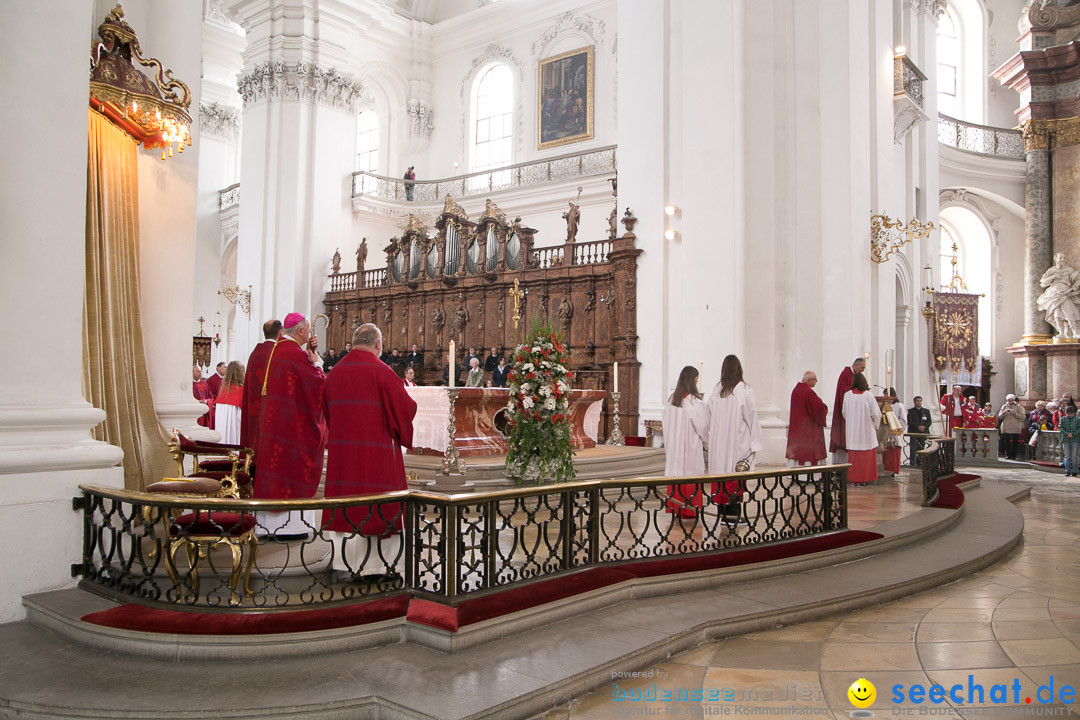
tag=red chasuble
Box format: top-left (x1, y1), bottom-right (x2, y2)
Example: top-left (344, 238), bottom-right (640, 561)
top-left (786, 381), bottom-right (828, 464)
top-left (206, 372), bottom-right (223, 399)
top-left (829, 367), bottom-right (855, 453)
top-left (252, 339), bottom-right (326, 500)
top-left (240, 340), bottom-right (274, 451)
top-left (322, 350), bottom-right (417, 535)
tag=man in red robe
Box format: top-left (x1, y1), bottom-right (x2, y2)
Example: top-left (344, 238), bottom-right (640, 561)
top-left (786, 371), bottom-right (828, 466)
top-left (240, 319), bottom-right (282, 451)
top-left (829, 357), bottom-right (864, 461)
top-left (205, 362), bottom-right (226, 399)
top-left (322, 323), bottom-right (417, 580)
top-left (192, 365), bottom-right (214, 428)
top-left (253, 313), bottom-right (326, 536)
top-left (940, 384), bottom-right (965, 432)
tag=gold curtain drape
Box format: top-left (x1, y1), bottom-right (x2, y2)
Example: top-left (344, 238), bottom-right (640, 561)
top-left (83, 109), bottom-right (172, 490)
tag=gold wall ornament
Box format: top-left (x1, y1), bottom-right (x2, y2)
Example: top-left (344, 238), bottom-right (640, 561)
top-left (479, 198), bottom-right (508, 226)
top-left (89, 4), bottom-right (192, 160)
top-left (1021, 117), bottom-right (1080, 151)
top-left (442, 194), bottom-right (468, 220)
top-left (405, 214), bottom-right (429, 236)
top-left (509, 279), bottom-right (524, 330)
top-left (870, 213), bottom-right (935, 264)
top-left (218, 285), bottom-right (252, 316)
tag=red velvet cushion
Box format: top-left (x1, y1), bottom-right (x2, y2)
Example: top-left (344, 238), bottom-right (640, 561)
top-left (624, 436), bottom-right (647, 447)
top-left (81, 595), bottom-right (410, 635)
top-left (171, 512), bottom-right (255, 536)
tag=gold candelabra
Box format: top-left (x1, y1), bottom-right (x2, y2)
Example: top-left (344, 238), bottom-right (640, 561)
top-left (605, 391), bottom-right (625, 446)
top-left (440, 388), bottom-right (466, 476)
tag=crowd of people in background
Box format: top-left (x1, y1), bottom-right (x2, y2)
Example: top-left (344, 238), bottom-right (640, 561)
top-left (320, 342), bottom-right (513, 388)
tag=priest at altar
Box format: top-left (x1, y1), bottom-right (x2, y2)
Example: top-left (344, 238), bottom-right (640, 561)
top-left (322, 323), bottom-right (417, 577)
top-left (252, 313), bottom-right (325, 536)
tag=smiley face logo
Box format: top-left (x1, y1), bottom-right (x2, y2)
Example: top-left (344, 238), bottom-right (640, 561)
top-left (847, 678), bottom-right (876, 708)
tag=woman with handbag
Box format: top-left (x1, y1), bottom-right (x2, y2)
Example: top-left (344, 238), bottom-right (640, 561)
top-left (662, 366), bottom-right (709, 518)
top-left (706, 354), bottom-right (762, 524)
top-left (842, 372), bottom-right (881, 486)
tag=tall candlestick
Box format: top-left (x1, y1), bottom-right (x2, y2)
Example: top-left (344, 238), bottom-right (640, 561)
top-left (449, 340), bottom-right (456, 389)
top-left (613, 361), bottom-right (619, 394)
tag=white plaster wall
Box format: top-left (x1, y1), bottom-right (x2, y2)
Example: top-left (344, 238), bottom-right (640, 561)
top-left (986, 0), bottom-right (1028, 128)
top-left (0, 0), bottom-right (123, 623)
top-left (427, 0), bottom-right (617, 178)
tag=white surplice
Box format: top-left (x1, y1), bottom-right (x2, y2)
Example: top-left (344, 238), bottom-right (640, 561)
top-left (706, 381), bottom-right (763, 474)
top-left (662, 395), bottom-right (710, 476)
top-left (214, 403), bottom-right (241, 445)
top-left (842, 390), bottom-right (882, 451)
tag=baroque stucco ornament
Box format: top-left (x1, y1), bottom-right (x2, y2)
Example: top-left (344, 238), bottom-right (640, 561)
top-left (199, 102), bottom-right (240, 142)
top-left (238, 61), bottom-right (370, 112)
top-left (531, 11), bottom-right (607, 57)
top-left (407, 99), bottom-right (434, 137)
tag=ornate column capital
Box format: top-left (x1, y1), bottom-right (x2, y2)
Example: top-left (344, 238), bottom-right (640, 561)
top-left (1021, 117), bottom-right (1080, 151)
top-left (238, 61), bottom-right (370, 113)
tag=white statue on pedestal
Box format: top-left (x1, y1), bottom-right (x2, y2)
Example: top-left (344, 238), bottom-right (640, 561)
top-left (1036, 252), bottom-right (1080, 339)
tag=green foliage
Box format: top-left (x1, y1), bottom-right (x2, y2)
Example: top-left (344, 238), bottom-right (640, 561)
top-left (503, 325), bottom-right (577, 485)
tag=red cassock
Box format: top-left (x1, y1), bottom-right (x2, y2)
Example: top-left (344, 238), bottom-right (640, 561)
top-left (940, 393), bottom-right (964, 430)
top-left (206, 372), bottom-right (223, 400)
top-left (829, 367), bottom-right (854, 453)
top-left (786, 381), bottom-right (828, 464)
top-left (321, 350), bottom-right (417, 535)
top-left (240, 340), bottom-right (274, 451)
top-left (252, 339), bottom-right (326, 500)
top-left (193, 379), bottom-right (215, 428)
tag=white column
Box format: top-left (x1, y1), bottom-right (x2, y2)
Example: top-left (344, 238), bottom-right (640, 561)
top-left (0, 0), bottom-right (123, 622)
top-left (232, 0), bottom-right (365, 356)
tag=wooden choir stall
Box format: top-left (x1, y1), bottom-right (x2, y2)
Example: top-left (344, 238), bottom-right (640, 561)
top-left (323, 196), bottom-right (641, 443)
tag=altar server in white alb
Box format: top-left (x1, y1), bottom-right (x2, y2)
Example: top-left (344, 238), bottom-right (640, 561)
top-left (706, 354), bottom-right (762, 521)
top-left (842, 372), bottom-right (881, 486)
top-left (663, 365), bottom-right (710, 518)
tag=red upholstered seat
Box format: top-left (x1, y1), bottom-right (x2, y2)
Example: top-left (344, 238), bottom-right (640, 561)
top-left (146, 477), bottom-right (222, 496)
top-left (172, 511), bottom-right (256, 537)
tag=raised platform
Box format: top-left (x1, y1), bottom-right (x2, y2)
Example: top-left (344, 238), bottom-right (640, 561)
top-left (4, 473), bottom-right (1032, 719)
top-left (405, 444), bottom-right (666, 491)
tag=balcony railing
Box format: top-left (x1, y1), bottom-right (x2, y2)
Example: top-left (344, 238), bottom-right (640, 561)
top-left (352, 145), bottom-right (617, 203)
top-left (938, 114), bottom-right (1024, 159)
top-left (75, 464), bottom-right (848, 609)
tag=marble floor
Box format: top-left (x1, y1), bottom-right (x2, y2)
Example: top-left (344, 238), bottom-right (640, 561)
top-left (536, 467), bottom-right (1080, 719)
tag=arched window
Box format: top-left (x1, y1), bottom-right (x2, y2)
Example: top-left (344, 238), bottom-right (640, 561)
top-left (470, 64), bottom-right (513, 178)
top-left (939, 206), bottom-right (992, 355)
top-left (936, 0), bottom-right (986, 123)
top-left (355, 110), bottom-right (379, 173)
top-left (937, 8), bottom-right (959, 118)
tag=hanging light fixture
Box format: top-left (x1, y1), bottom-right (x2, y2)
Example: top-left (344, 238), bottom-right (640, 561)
top-left (89, 4), bottom-right (192, 159)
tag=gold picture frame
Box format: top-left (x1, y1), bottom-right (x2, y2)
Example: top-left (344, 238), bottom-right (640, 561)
top-left (537, 45), bottom-right (595, 150)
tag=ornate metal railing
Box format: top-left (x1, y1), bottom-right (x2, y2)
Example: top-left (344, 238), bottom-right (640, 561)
top-left (894, 54), bottom-right (927, 109)
top-left (219, 182), bottom-right (240, 211)
top-left (918, 436), bottom-right (955, 506)
top-left (351, 145), bottom-right (617, 203)
top-left (952, 427), bottom-right (1001, 463)
top-left (938, 114), bottom-right (1024, 159)
top-left (75, 465), bottom-right (848, 609)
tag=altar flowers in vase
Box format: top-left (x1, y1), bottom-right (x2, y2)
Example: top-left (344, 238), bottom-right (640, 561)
top-left (504, 324), bottom-right (576, 484)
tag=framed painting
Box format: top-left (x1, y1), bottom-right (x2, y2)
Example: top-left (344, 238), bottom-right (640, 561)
top-left (537, 45), bottom-right (594, 150)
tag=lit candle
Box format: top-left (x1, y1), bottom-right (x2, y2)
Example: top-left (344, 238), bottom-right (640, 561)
top-left (449, 340), bottom-right (456, 389)
top-left (613, 361), bottom-right (619, 394)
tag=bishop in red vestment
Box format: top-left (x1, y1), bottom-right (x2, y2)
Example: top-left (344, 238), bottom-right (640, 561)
top-left (253, 314), bottom-right (326, 501)
top-left (786, 371), bottom-right (828, 465)
top-left (322, 324), bottom-right (417, 536)
top-left (829, 358), bottom-right (864, 455)
top-left (240, 319), bottom-right (282, 451)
